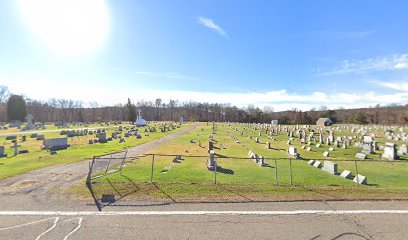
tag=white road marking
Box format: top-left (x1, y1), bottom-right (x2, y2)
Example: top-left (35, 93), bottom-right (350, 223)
top-left (0, 210), bottom-right (408, 216)
top-left (63, 217), bottom-right (83, 240)
top-left (0, 217), bottom-right (57, 231)
top-left (35, 217), bottom-right (59, 240)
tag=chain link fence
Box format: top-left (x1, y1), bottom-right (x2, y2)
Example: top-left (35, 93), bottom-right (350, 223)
top-left (86, 153), bottom-right (408, 210)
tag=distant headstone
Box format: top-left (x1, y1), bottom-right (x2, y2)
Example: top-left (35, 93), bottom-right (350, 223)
top-left (340, 170), bottom-right (352, 179)
top-left (98, 132), bottom-right (107, 143)
top-left (288, 147), bottom-right (298, 158)
top-left (323, 151), bottom-right (329, 157)
top-left (0, 146), bottom-right (5, 158)
top-left (207, 150), bottom-right (216, 170)
top-left (5, 136), bottom-right (17, 141)
top-left (313, 160), bottom-right (322, 168)
top-left (323, 161), bottom-right (338, 175)
top-left (36, 135), bottom-right (45, 140)
top-left (399, 145), bottom-right (407, 155)
top-left (307, 160), bottom-right (315, 165)
top-left (43, 138), bottom-right (69, 150)
top-left (382, 142), bottom-right (397, 160)
top-left (353, 174), bottom-right (367, 185)
top-left (24, 114), bottom-right (35, 130)
top-left (355, 153), bottom-right (366, 159)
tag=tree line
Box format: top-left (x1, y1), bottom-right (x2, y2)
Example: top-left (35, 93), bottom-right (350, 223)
top-left (0, 85), bottom-right (407, 125)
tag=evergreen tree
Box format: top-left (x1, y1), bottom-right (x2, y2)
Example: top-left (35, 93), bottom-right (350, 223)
top-left (353, 112), bottom-right (368, 124)
top-left (7, 95), bottom-right (27, 122)
top-left (126, 98), bottom-right (136, 123)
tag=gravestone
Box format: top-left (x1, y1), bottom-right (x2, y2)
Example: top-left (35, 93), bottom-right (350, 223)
top-left (207, 150), bottom-right (216, 170)
top-left (362, 136), bottom-right (374, 154)
top-left (19, 150), bottom-right (29, 154)
top-left (5, 136), bottom-right (17, 141)
top-left (0, 146), bottom-right (5, 158)
top-left (266, 142), bottom-right (271, 149)
top-left (11, 141), bottom-right (20, 156)
top-left (399, 145), bottom-right (407, 155)
top-left (340, 170), bottom-right (352, 179)
top-left (323, 151), bottom-right (329, 157)
top-left (382, 142), bottom-right (397, 160)
top-left (119, 138), bottom-right (125, 143)
top-left (288, 147), bottom-right (298, 158)
top-left (307, 160), bottom-right (315, 165)
top-left (24, 114), bottom-right (35, 130)
top-left (209, 141), bottom-right (214, 151)
top-left (323, 161), bottom-right (338, 175)
top-left (258, 156), bottom-right (266, 167)
top-left (353, 174), bottom-right (367, 185)
top-left (43, 138), bottom-right (69, 150)
top-left (355, 153), bottom-right (366, 159)
top-left (313, 160), bottom-right (322, 168)
top-left (306, 147), bottom-right (311, 152)
top-left (98, 132), bottom-right (107, 143)
top-left (36, 135), bottom-right (45, 140)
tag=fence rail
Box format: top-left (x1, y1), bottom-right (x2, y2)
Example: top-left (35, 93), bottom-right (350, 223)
top-left (86, 153), bottom-right (408, 211)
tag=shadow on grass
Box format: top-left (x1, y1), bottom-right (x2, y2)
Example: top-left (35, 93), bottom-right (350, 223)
top-left (215, 166), bottom-right (234, 175)
top-left (152, 182), bottom-right (177, 203)
top-left (216, 183), bottom-right (254, 202)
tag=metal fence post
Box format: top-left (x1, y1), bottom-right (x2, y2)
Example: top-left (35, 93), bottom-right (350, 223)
top-left (289, 158), bottom-right (293, 186)
top-left (150, 154), bottom-right (155, 183)
top-left (354, 160), bottom-right (359, 186)
top-left (214, 161), bottom-right (217, 184)
top-left (119, 150), bottom-right (129, 173)
top-left (105, 154), bottom-right (113, 175)
top-left (275, 159), bottom-right (278, 186)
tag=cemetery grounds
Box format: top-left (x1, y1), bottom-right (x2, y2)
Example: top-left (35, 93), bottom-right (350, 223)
top-left (81, 122), bottom-right (408, 208)
top-left (0, 122), bottom-right (191, 181)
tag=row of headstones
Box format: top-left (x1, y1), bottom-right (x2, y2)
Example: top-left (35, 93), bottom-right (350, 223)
top-left (5, 133), bottom-right (45, 141)
top-left (307, 160), bottom-right (367, 185)
top-left (247, 150), bottom-right (267, 167)
top-left (0, 140), bottom-right (30, 157)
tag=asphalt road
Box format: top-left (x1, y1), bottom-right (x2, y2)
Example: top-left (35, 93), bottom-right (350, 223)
top-left (1, 201), bottom-right (408, 239)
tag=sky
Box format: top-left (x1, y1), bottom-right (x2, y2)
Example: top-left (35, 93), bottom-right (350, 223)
top-left (1, 0), bottom-right (408, 111)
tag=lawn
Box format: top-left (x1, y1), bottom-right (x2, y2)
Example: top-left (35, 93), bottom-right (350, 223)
top-left (0, 122), bottom-right (193, 180)
top-left (86, 122), bottom-right (408, 202)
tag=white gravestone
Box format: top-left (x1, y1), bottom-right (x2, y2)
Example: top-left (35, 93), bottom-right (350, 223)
top-left (323, 161), bottom-right (338, 175)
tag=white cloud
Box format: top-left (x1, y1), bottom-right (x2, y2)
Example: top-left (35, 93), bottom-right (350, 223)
top-left (372, 81), bottom-right (408, 92)
top-left (197, 17), bottom-right (228, 37)
top-left (3, 76), bottom-right (407, 111)
top-left (317, 53), bottom-right (408, 76)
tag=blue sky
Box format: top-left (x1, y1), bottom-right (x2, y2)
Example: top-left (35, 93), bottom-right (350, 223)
top-left (1, 0), bottom-right (408, 111)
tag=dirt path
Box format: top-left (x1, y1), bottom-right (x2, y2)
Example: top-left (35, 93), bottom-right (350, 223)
top-left (0, 124), bottom-right (198, 210)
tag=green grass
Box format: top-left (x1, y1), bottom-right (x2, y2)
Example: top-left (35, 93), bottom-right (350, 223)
top-left (0, 122), bottom-right (192, 180)
top-left (84, 122), bottom-right (408, 201)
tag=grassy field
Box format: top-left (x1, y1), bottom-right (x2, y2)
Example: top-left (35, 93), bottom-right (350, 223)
top-left (86, 122), bottom-right (408, 202)
top-left (0, 122), bottom-right (192, 180)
